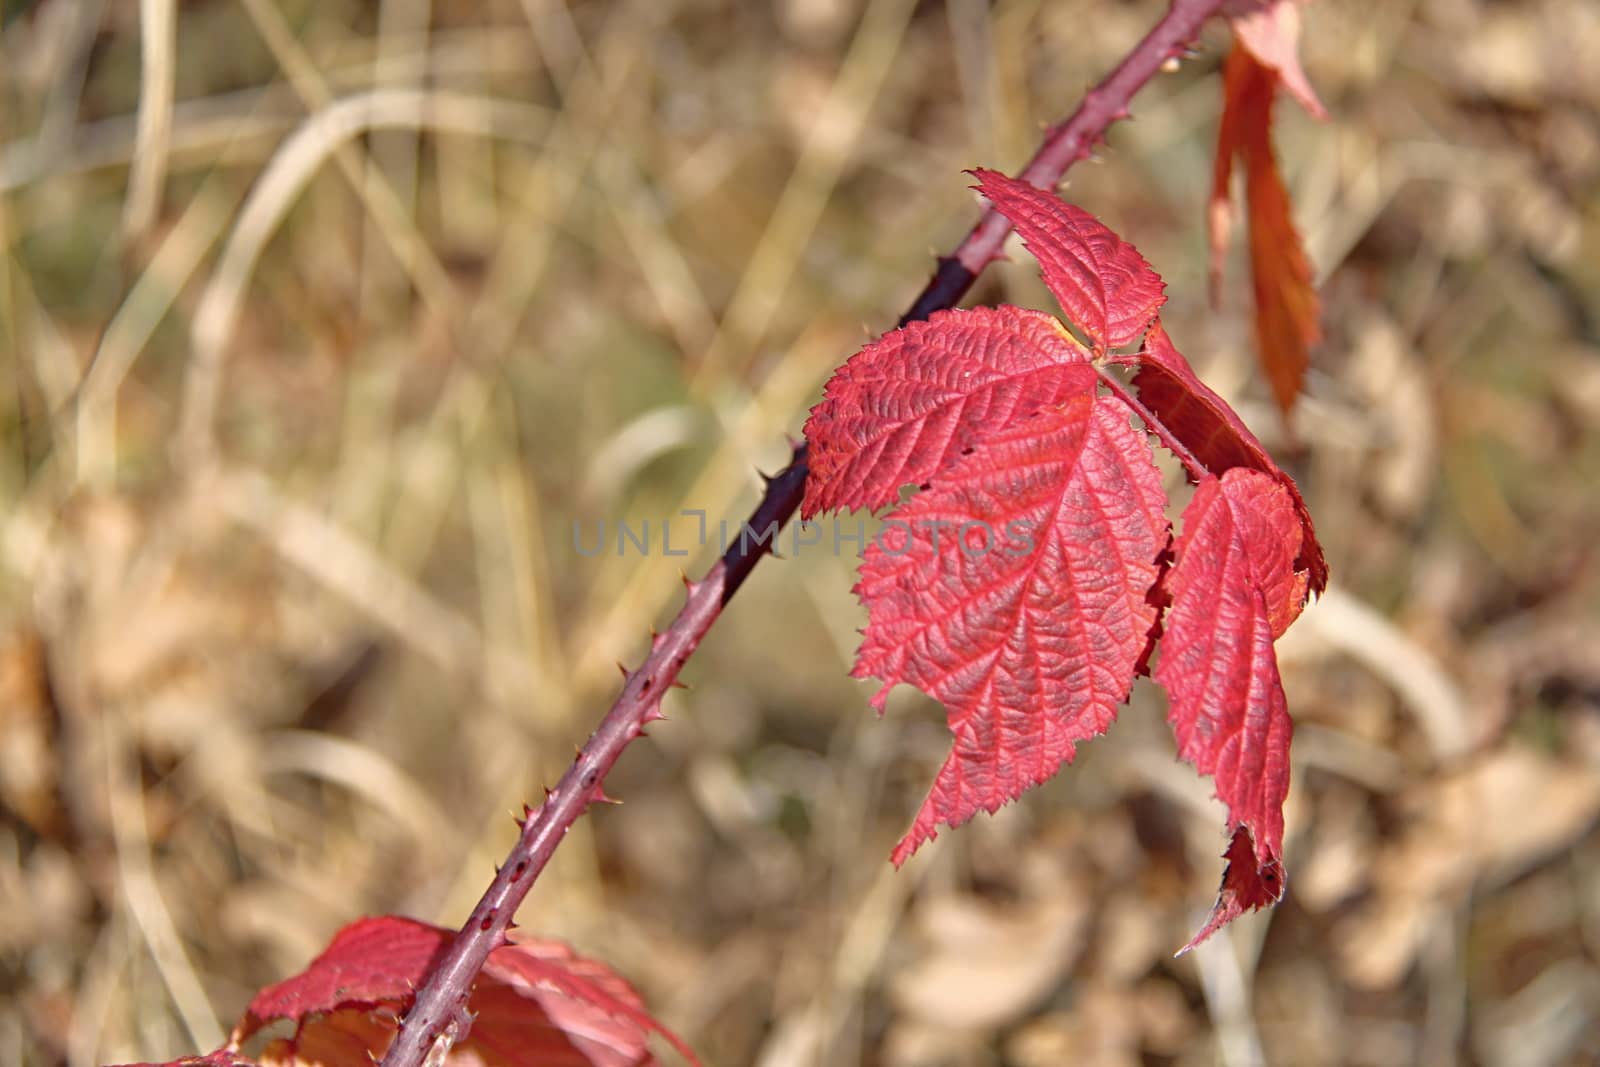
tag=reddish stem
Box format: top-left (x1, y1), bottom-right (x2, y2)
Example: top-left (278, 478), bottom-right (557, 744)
top-left (380, 3), bottom-right (1226, 1064)
top-left (902, 0), bottom-right (1224, 325)
top-left (1095, 364), bottom-right (1209, 481)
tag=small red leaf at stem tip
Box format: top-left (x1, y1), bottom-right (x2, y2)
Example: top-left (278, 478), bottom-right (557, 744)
top-left (802, 305), bottom-right (1095, 518)
top-left (1211, 3), bottom-right (1324, 416)
top-left (850, 393), bottom-right (1171, 865)
top-left (1158, 470), bottom-right (1306, 946)
top-left (1125, 320), bottom-right (1327, 593)
top-left (970, 169), bottom-right (1166, 352)
top-left (231, 915), bottom-right (700, 1067)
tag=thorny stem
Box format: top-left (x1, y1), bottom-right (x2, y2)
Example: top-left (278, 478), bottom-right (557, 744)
top-left (902, 0), bottom-right (1226, 325)
top-left (380, 3), bottom-right (1228, 1065)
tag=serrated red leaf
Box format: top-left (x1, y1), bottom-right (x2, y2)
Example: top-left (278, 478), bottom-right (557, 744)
top-left (1157, 469), bottom-right (1305, 949)
top-left (240, 915), bottom-right (438, 1026)
top-left (1127, 320), bottom-right (1327, 594)
top-left (234, 916), bottom-right (696, 1067)
top-left (971, 169), bottom-right (1166, 352)
top-left (1210, 33), bottom-right (1323, 416)
top-left (461, 939), bottom-right (691, 1067)
top-left (802, 305), bottom-right (1095, 517)
top-left (852, 394), bottom-right (1169, 864)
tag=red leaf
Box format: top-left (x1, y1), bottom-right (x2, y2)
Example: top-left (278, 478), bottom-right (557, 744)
top-left (474, 938), bottom-right (696, 1067)
top-left (972, 169), bottom-right (1166, 352)
top-left (240, 915), bottom-right (440, 1026)
top-left (1126, 321), bottom-right (1327, 594)
top-left (802, 305), bottom-right (1095, 517)
top-left (1156, 469), bottom-right (1304, 949)
top-left (852, 394), bottom-right (1170, 864)
top-left (1210, 36), bottom-right (1323, 416)
top-left (234, 916), bottom-right (697, 1067)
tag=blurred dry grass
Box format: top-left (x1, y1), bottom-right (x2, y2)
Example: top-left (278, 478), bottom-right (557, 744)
top-left (1, 0), bottom-right (1598, 1065)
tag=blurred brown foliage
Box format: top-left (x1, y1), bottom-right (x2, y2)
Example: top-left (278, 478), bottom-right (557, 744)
top-left (1, 1), bottom-right (1598, 1065)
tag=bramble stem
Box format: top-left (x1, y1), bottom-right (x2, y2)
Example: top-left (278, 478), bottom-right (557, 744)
top-left (902, 0), bottom-right (1225, 325)
top-left (380, 3), bottom-right (1226, 1064)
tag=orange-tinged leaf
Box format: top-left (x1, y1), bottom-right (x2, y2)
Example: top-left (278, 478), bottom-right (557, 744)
top-left (972, 169), bottom-right (1167, 352)
top-left (852, 394), bottom-right (1170, 864)
top-left (1211, 32), bottom-right (1323, 416)
top-left (258, 1011), bottom-right (395, 1067)
top-left (1225, 0), bottom-right (1325, 119)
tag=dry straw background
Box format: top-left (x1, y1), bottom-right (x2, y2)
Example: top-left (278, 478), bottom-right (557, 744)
top-left (2, 0), bottom-right (1599, 1065)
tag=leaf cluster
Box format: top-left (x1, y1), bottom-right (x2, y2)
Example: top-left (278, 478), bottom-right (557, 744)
top-left (803, 170), bottom-right (1326, 950)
